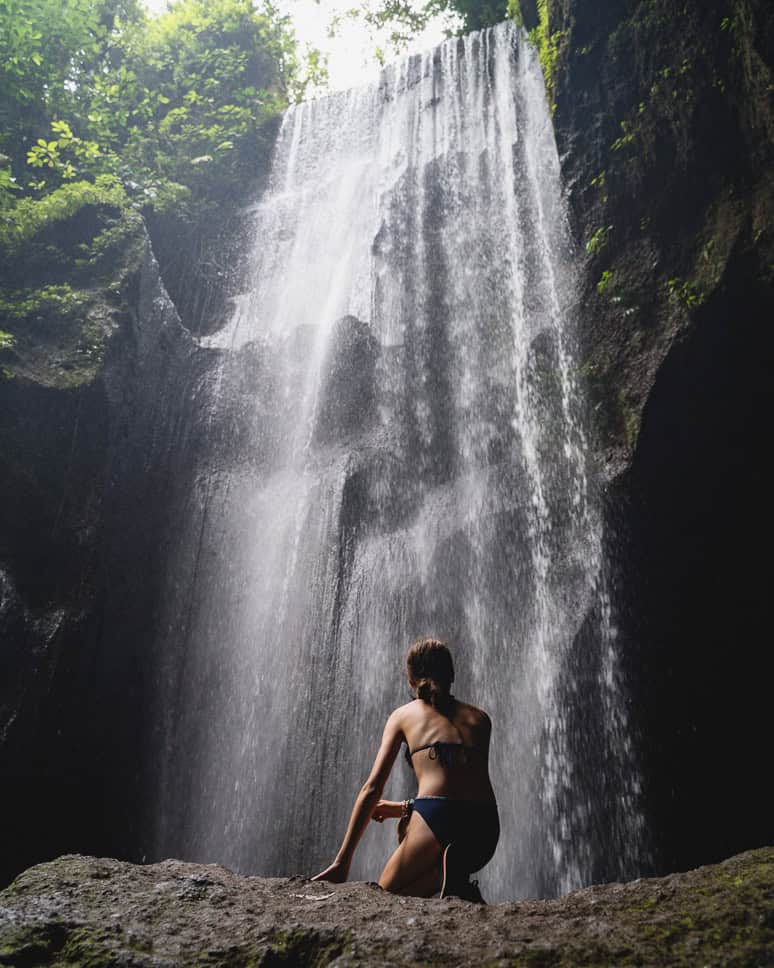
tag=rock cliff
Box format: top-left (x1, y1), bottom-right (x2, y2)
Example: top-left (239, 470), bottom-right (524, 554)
top-left (0, 210), bottom-right (199, 885)
top-left (519, 0), bottom-right (773, 877)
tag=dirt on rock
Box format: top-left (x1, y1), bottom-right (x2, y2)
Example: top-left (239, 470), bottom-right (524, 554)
top-left (0, 848), bottom-right (771, 966)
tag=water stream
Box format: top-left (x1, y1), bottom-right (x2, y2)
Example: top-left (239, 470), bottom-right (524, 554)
top-left (153, 21), bottom-right (644, 901)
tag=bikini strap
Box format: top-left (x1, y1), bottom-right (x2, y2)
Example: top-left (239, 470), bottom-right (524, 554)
top-left (405, 699), bottom-right (477, 768)
top-left (408, 740), bottom-right (475, 768)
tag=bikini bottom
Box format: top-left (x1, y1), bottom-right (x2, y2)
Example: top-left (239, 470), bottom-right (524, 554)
top-left (410, 796), bottom-right (500, 874)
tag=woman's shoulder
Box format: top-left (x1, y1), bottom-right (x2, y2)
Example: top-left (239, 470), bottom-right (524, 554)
top-left (386, 699), bottom-right (420, 727)
top-left (454, 699), bottom-right (492, 730)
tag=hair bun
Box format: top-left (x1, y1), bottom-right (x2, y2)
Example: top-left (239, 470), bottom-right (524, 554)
top-left (416, 678), bottom-right (434, 703)
top-left (416, 677), bottom-right (448, 710)
top-left (407, 637), bottom-right (454, 711)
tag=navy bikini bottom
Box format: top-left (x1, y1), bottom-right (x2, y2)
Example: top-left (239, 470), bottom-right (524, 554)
top-left (411, 796), bottom-right (500, 874)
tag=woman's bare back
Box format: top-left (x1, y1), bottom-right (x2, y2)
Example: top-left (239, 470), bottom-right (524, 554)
top-left (397, 698), bottom-right (495, 801)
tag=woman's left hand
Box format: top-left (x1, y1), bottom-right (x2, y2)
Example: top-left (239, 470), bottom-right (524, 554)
top-left (371, 799), bottom-right (402, 822)
top-left (311, 859), bottom-right (349, 883)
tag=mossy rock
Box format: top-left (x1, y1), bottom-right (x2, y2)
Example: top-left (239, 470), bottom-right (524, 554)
top-left (0, 850), bottom-right (771, 966)
top-left (0, 206), bottom-right (146, 389)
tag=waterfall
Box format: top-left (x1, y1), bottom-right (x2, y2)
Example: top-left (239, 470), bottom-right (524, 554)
top-left (152, 21), bottom-right (645, 901)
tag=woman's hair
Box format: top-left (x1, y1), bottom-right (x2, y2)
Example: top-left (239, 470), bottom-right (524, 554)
top-left (406, 637), bottom-right (454, 711)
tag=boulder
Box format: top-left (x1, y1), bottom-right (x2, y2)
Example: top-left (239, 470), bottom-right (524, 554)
top-left (0, 848), bottom-right (771, 966)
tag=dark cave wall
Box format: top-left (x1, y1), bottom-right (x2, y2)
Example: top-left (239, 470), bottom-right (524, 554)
top-left (0, 236), bottom-right (198, 886)
top-left (532, 0), bottom-right (774, 873)
top-left (0, 378), bottom-right (109, 884)
top-left (622, 247), bottom-right (773, 873)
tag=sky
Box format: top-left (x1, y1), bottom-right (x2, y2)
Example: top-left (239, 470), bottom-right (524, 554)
top-left (142, 0), bottom-right (453, 95)
top-left (275, 0), bottom-right (453, 93)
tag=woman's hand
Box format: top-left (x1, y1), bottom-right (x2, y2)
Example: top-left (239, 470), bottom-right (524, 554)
top-left (311, 859), bottom-right (349, 883)
top-left (371, 799), bottom-right (403, 822)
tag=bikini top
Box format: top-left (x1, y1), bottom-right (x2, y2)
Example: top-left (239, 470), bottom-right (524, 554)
top-left (404, 740), bottom-right (480, 770)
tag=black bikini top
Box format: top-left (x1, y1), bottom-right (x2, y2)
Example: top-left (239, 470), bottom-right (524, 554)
top-left (404, 741), bottom-right (479, 769)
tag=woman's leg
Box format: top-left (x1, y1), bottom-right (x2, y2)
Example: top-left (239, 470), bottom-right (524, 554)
top-left (378, 811), bottom-right (442, 896)
top-left (394, 864), bottom-right (442, 898)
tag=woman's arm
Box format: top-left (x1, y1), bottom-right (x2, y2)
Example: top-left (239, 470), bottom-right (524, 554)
top-left (371, 800), bottom-right (404, 821)
top-left (312, 709), bottom-right (403, 882)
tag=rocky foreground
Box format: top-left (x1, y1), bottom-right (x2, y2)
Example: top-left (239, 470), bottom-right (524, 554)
top-left (0, 849), bottom-right (772, 966)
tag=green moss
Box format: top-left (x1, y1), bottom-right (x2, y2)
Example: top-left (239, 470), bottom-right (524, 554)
top-left (586, 225), bottom-right (612, 256)
top-left (517, 948), bottom-right (562, 966)
top-left (260, 928), bottom-right (350, 966)
top-left (58, 927), bottom-right (122, 967)
top-left (507, 0), bottom-right (523, 28)
top-left (524, 0), bottom-right (568, 111)
top-left (0, 176), bottom-right (130, 255)
top-left (0, 181), bottom-right (146, 387)
top-left (0, 298), bottom-right (112, 388)
top-left (0, 922), bottom-right (70, 964)
top-left (0, 284), bottom-right (89, 322)
top-left (590, 170), bottom-right (609, 205)
top-left (666, 276), bottom-right (706, 308)
top-left (618, 389), bottom-right (640, 452)
top-left (659, 190), bottom-right (756, 321)
top-left (611, 120), bottom-right (635, 152)
top-left (596, 269), bottom-right (616, 295)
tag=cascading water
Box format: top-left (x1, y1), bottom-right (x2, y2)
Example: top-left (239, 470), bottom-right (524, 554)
top-left (153, 21), bottom-right (645, 901)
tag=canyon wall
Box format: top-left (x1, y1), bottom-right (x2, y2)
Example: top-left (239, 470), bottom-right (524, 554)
top-left (527, 0), bottom-right (773, 873)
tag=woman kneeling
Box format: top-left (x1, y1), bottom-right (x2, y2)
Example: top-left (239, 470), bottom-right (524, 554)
top-left (313, 637), bottom-right (499, 899)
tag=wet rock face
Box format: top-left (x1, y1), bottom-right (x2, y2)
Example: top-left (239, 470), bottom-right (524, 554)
top-left (0, 849), bottom-right (771, 966)
top-left (0, 237), bottom-right (196, 887)
top-left (314, 315), bottom-right (379, 445)
top-left (543, 0), bottom-right (774, 875)
top-left (546, 0), bottom-right (773, 471)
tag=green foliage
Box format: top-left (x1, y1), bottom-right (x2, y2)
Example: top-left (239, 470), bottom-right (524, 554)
top-left (26, 120), bottom-right (102, 182)
top-left (93, 0), bottom-right (299, 200)
top-left (617, 388), bottom-right (639, 452)
top-left (0, 0), bottom-right (322, 339)
top-left (586, 224), bottom-right (612, 256)
top-left (0, 0), bottom-right (311, 258)
top-left (0, 0), bottom-right (125, 166)
top-left (611, 120), bottom-right (635, 152)
top-left (0, 175), bottom-right (130, 253)
top-left (0, 159), bottom-right (21, 209)
top-left (590, 169), bottom-right (609, 204)
top-left (525, 0), bottom-right (566, 110)
top-left (0, 283), bottom-right (89, 322)
top-left (506, 0), bottom-right (522, 27)
top-left (596, 269), bottom-right (615, 295)
top-left (667, 276), bottom-right (705, 308)
top-left (0, 329), bottom-right (14, 349)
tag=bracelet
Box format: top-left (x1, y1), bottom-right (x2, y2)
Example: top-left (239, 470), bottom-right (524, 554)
top-left (400, 798), bottom-right (414, 819)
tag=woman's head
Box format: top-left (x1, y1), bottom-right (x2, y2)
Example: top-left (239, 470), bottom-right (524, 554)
top-left (406, 637), bottom-right (454, 709)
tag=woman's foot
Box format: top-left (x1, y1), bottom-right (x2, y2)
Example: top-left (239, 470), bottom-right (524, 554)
top-left (440, 845), bottom-right (486, 903)
top-left (457, 879), bottom-right (485, 904)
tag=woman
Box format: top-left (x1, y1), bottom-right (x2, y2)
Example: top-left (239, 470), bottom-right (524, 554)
top-left (312, 637), bottom-right (499, 899)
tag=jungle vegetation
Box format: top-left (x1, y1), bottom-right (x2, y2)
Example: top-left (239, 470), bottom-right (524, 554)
top-left (0, 0), bottom-right (327, 347)
top-left (0, 0), bottom-right (510, 349)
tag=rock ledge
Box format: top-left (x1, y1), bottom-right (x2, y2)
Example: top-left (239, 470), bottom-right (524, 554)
top-left (1, 848), bottom-right (772, 966)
